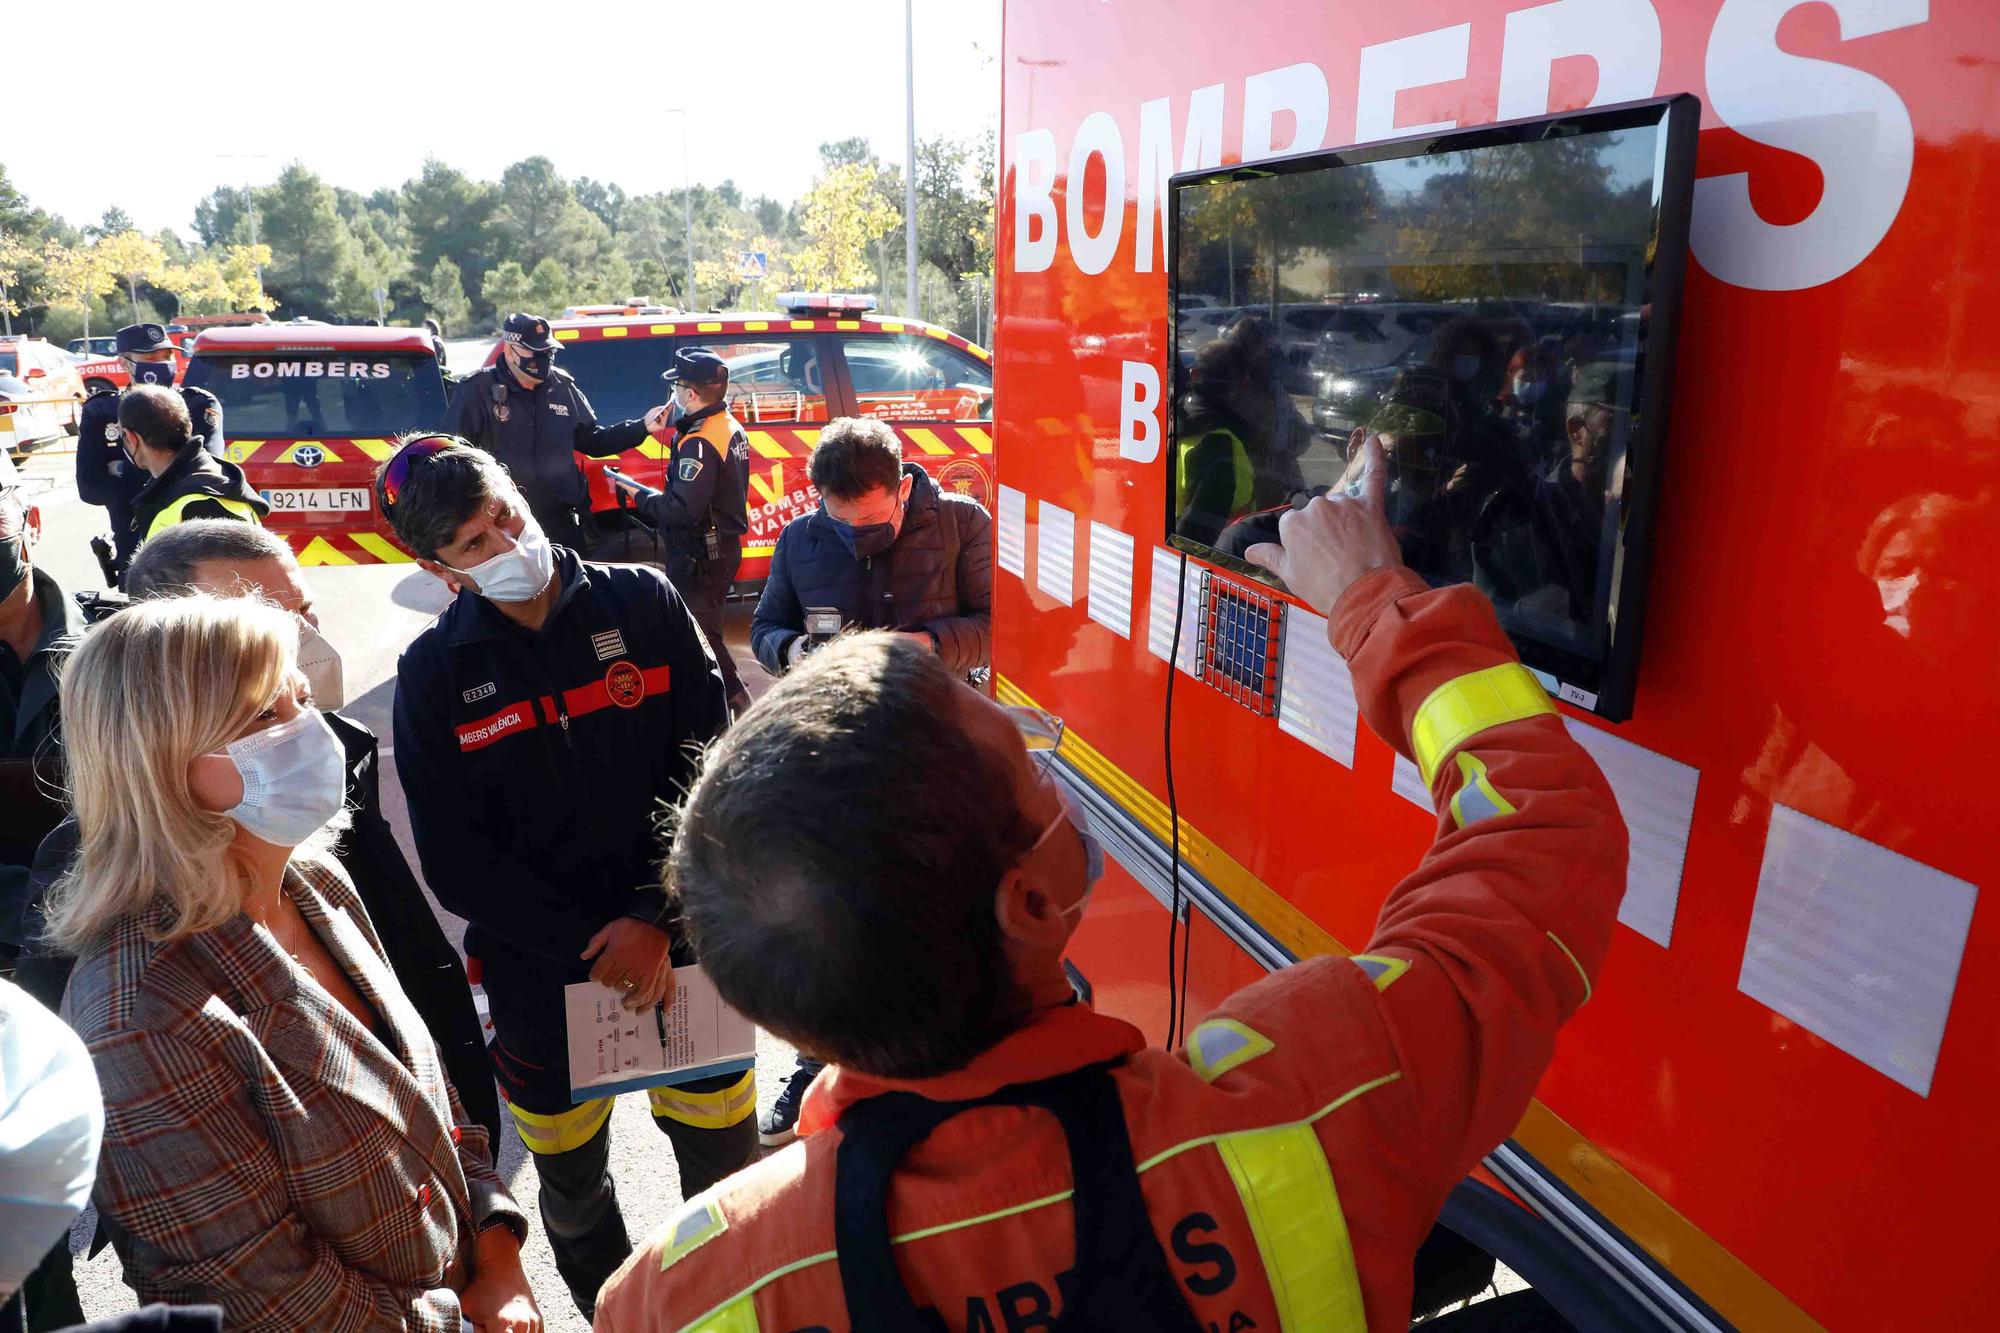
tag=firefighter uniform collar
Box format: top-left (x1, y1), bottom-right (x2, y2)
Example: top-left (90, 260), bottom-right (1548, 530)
top-left (799, 1002), bottom-right (1147, 1137)
top-left (446, 543), bottom-right (589, 645)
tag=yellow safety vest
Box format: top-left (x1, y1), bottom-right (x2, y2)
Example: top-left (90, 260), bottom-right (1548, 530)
top-left (145, 492), bottom-right (264, 539)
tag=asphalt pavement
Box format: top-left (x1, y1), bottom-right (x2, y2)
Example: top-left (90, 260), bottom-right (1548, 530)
top-left (11, 442), bottom-right (799, 1333)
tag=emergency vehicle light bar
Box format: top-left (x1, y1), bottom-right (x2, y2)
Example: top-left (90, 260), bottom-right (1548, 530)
top-left (776, 292), bottom-right (879, 317)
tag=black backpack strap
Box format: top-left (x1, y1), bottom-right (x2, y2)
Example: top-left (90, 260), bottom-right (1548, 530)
top-left (832, 1063), bottom-right (1205, 1332)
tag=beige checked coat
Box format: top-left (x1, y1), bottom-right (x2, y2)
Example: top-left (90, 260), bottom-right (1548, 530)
top-left (66, 852), bottom-right (525, 1332)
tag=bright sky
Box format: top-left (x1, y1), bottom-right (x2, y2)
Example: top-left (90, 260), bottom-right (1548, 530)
top-left (6, 0), bottom-right (999, 237)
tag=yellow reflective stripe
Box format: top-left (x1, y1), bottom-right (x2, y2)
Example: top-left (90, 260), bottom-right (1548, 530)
top-left (508, 1096), bottom-right (614, 1155)
top-left (659, 1196), bottom-right (730, 1268)
top-left (294, 535), bottom-right (357, 567)
top-left (903, 426), bottom-right (954, 456)
top-left (789, 320), bottom-right (815, 330)
top-left (745, 430), bottom-right (791, 460)
top-left (666, 1075), bottom-right (1398, 1327)
top-left (878, 320), bottom-right (905, 333)
top-left (147, 494), bottom-right (262, 538)
top-left (742, 543), bottom-right (776, 558)
top-left (554, 328), bottom-right (581, 340)
top-left (835, 320), bottom-right (860, 330)
top-left (960, 425), bottom-right (994, 454)
top-left (1547, 930), bottom-right (1592, 1005)
top-left (698, 321), bottom-right (723, 332)
top-left (1186, 1018), bottom-right (1275, 1084)
top-left (350, 531), bottom-right (414, 564)
top-left (601, 326), bottom-right (629, 338)
top-left (1214, 1123), bottom-right (1367, 1333)
top-left (1409, 663), bottom-right (1555, 786)
top-left (1448, 751), bottom-right (1519, 829)
top-left (678, 1293), bottom-right (760, 1333)
top-left (1349, 954), bottom-right (1410, 991)
top-left (742, 320), bottom-right (769, 332)
top-left (648, 1069), bottom-right (757, 1128)
top-left (349, 437), bottom-right (397, 461)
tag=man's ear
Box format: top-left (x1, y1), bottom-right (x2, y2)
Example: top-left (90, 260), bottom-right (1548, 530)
top-left (994, 863), bottom-right (1069, 948)
top-left (416, 557), bottom-right (466, 596)
top-left (898, 473), bottom-right (915, 505)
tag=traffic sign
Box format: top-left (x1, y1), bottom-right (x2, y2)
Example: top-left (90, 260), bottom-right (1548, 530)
top-left (737, 251), bottom-right (769, 281)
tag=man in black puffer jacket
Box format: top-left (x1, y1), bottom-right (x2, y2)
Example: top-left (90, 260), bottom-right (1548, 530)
top-left (751, 416), bottom-right (991, 680)
top-left (748, 415), bottom-right (994, 1145)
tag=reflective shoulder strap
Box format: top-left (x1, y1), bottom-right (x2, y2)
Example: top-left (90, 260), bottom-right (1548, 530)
top-left (1212, 1123), bottom-right (1368, 1333)
top-left (146, 492), bottom-right (262, 538)
top-left (1408, 662), bottom-right (1556, 786)
top-left (678, 1294), bottom-right (759, 1333)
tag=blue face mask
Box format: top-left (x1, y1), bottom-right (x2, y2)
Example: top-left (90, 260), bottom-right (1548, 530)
top-left (126, 358), bottom-right (175, 386)
top-left (1026, 766), bottom-right (1105, 923)
top-left (828, 489), bottom-right (905, 560)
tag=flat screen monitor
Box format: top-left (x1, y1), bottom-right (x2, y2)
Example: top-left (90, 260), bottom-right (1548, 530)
top-left (1169, 96), bottom-right (1698, 720)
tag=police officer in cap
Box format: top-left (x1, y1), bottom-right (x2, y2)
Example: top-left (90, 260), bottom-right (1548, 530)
top-left (610, 348), bottom-right (751, 713)
top-left (75, 322), bottom-right (225, 579)
top-left (447, 312), bottom-right (664, 553)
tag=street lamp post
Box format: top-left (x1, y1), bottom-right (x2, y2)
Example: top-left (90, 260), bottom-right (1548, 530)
top-left (904, 0), bottom-right (919, 318)
top-left (661, 109), bottom-right (696, 310)
top-left (216, 153), bottom-right (270, 289)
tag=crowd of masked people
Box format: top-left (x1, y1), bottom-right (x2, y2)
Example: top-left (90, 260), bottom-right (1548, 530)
top-left (1, 308), bottom-right (1627, 1331)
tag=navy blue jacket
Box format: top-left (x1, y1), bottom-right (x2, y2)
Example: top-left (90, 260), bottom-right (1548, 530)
top-left (391, 549), bottom-right (727, 976)
top-left (751, 463), bottom-right (992, 676)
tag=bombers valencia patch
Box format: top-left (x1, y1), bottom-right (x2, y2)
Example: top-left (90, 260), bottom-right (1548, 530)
top-left (677, 456), bottom-right (704, 483)
top-left (605, 660), bottom-right (646, 709)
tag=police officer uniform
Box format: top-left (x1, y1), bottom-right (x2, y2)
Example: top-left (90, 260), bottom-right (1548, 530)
top-left (625, 349), bottom-right (751, 708)
top-left (75, 323), bottom-right (225, 575)
top-left (391, 543), bottom-right (755, 1319)
top-left (446, 312), bottom-right (653, 552)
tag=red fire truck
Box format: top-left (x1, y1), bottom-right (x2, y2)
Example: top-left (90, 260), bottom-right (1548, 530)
top-left (997, 2), bottom-right (1995, 1329)
top-left (486, 293), bottom-right (994, 583)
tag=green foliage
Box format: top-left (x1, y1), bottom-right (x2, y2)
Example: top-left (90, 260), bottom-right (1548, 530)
top-left (480, 261), bottom-right (533, 325)
top-left (420, 257), bottom-right (472, 335)
top-left (0, 133), bottom-right (999, 340)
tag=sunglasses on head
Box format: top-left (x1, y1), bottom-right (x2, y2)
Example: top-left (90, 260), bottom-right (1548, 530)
top-left (378, 435), bottom-right (455, 515)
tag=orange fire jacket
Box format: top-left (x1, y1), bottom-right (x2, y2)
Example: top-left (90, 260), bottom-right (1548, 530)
top-left (595, 566), bottom-right (1629, 1333)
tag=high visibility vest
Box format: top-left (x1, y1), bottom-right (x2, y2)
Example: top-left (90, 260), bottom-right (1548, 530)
top-left (675, 1059), bottom-right (1368, 1332)
top-left (1176, 424), bottom-right (1257, 518)
top-left (144, 492), bottom-right (263, 539)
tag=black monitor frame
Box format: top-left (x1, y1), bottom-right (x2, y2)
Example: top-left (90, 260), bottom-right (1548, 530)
top-left (1166, 94), bottom-right (1699, 722)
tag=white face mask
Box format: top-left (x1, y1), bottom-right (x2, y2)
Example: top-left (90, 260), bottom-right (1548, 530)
top-left (453, 513), bottom-right (555, 603)
top-left (296, 622), bottom-right (344, 711)
top-left (220, 708), bottom-right (347, 847)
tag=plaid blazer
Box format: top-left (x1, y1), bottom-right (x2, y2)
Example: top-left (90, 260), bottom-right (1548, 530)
top-left (66, 853), bottom-right (526, 1332)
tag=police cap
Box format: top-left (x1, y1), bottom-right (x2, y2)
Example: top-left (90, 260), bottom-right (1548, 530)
top-left (661, 347), bottom-right (728, 386)
top-left (114, 323), bottom-right (172, 356)
top-left (500, 313), bottom-right (558, 352)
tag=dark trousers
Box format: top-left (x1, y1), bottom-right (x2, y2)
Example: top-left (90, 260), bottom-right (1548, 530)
top-left (667, 545), bottom-right (745, 704)
top-left (527, 1081), bottom-right (758, 1317)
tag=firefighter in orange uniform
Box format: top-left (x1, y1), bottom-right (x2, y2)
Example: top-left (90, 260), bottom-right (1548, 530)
top-left (595, 438), bottom-right (1627, 1331)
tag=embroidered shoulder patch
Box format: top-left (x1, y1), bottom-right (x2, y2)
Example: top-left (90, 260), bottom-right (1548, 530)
top-left (678, 456), bottom-right (704, 483)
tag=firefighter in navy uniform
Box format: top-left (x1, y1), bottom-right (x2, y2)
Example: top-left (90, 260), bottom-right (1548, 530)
top-left (610, 348), bottom-right (751, 713)
top-left (378, 437), bottom-right (755, 1322)
top-left (75, 323), bottom-right (225, 581)
top-left (447, 311), bottom-right (664, 555)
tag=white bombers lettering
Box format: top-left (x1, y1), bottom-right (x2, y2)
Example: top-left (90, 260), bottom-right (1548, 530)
top-left (1690, 0), bottom-right (1930, 292)
top-left (1012, 0), bottom-right (1929, 292)
top-left (230, 361), bottom-right (393, 379)
top-left (1119, 361), bottom-right (1162, 463)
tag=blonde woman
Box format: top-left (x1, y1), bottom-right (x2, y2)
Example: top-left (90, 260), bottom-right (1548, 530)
top-left (47, 594), bottom-right (541, 1333)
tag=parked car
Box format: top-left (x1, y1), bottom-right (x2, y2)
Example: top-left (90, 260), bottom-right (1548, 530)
top-left (0, 337), bottom-right (85, 443)
top-left (67, 335), bottom-right (120, 357)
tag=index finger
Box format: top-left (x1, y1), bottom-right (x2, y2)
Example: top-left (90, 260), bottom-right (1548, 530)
top-left (1359, 433), bottom-right (1388, 511)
